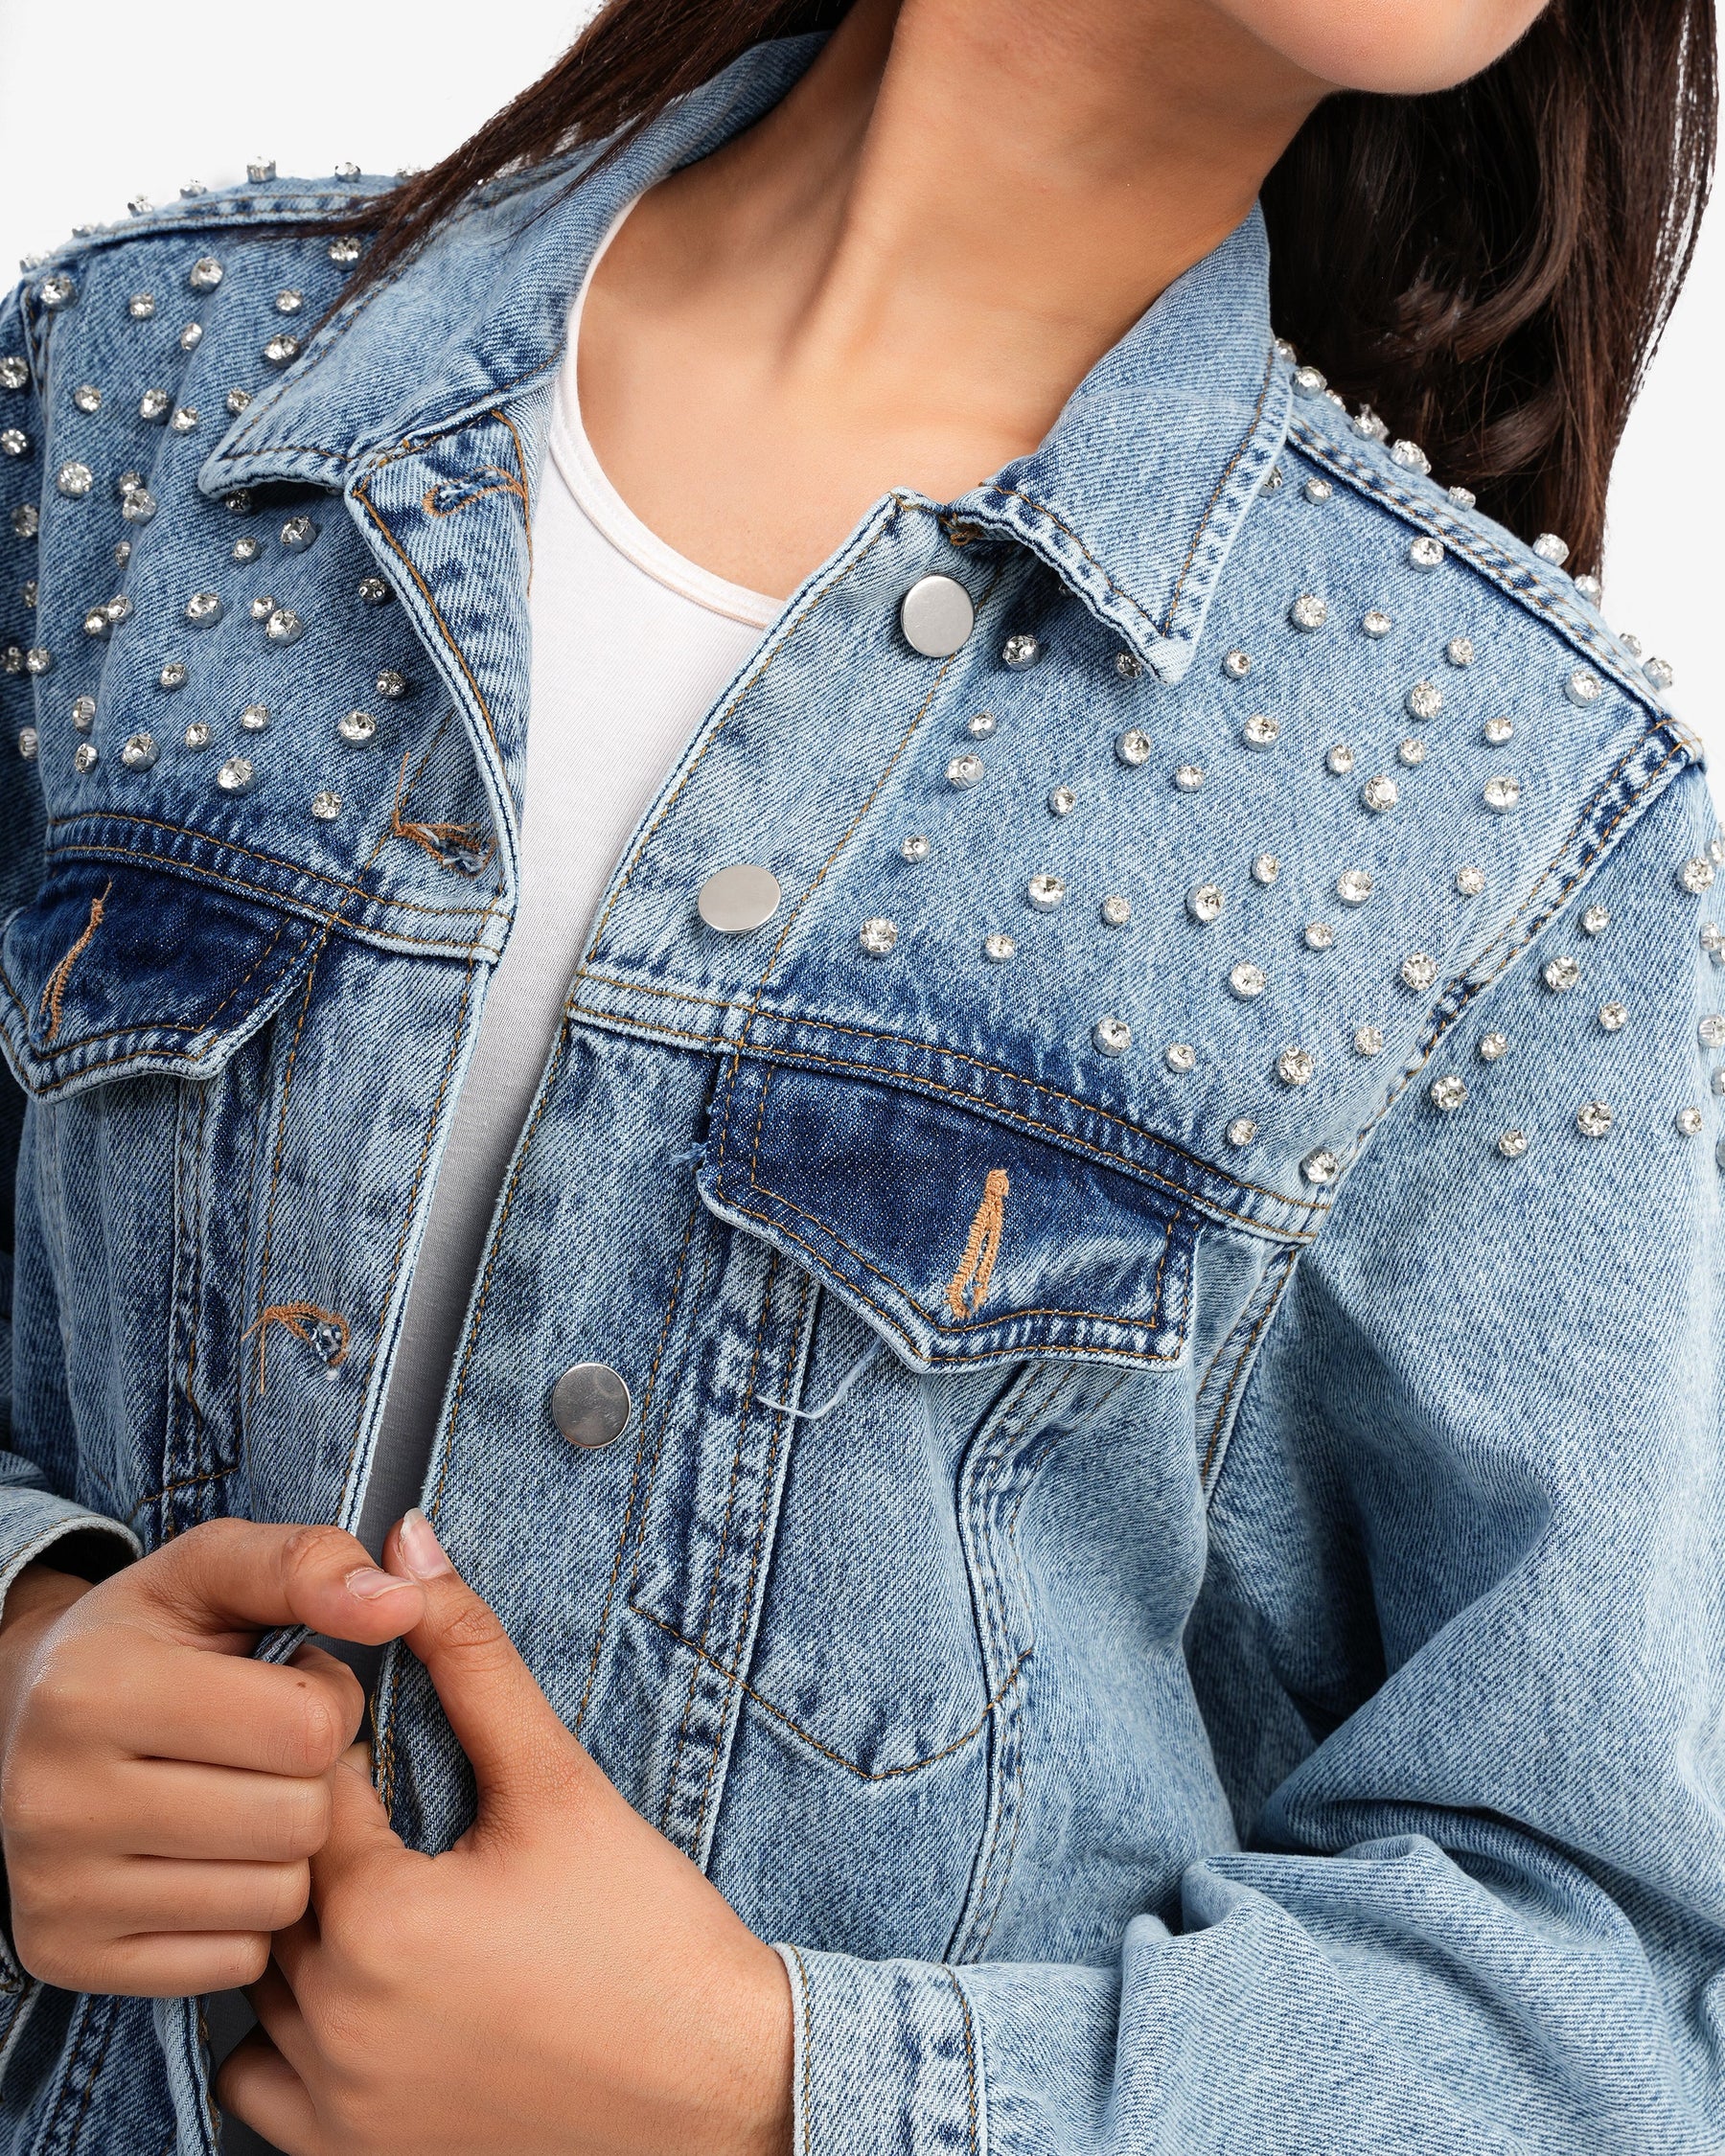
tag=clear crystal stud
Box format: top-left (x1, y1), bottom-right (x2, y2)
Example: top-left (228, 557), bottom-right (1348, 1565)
top-left (1229, 960), bottom-right (1266, 999)
top-left (946, 752), bottom-right (983, 790)
top-left (1277, 1046), bottom-right (1315, 1086)
top-left (226, 387), bottom-right (252, 416)
top-left (311, 790), bottom-right (341, 820)
top-left (1576, 574), bottom-right (1603, 605)
top-left (1599, 1001), bottom-right (1628, 1032)
top-left (188, 256), bottom-right (223, 291)
top-left (1542, 955), bottom-right (1581, 992)
top-left (1430, 1074), bottom-right (1467, 1111)
top-left (0, 427), bottom-right (31, 458)
top-left (224, 490), bottom-right (253, 516)
top-left (1582, 905), bottom-right (1611, 935)
top-left (1565, 667), bottom-right (1603, 707)
top-left (56, 461), bottom-right (94, 498)
top-left (241, 703), bottom-right (269, 731)
top-left (1253, 854), bottom-right (1279, 885)
top-left (128, 292), bottom-right (155, 319)
top-left (247, 158), bottom-right (277, 182)
top-left (1326, 743), bottom-right (1355, 775)
top-left (338, 709), bottom-right (378, 746)
top-left (184, 722), bottom-right (212, 748)
top-left (1242, 713), bottom-right (1279, 749)
top-left (1676, 1105), bottom-right (1704, 1135)
top-left (1301, 1148), bottom-right (1341, 1185)
top-left (1027, 873), bottom-right (1066, 911)
top-left (1173, 765), bottom-right (1204, 793)
top-left (1700, 1015), bottom-right (1725, 1048)
top-left (73, 742), bottom-right (98, 773)
top-left (1000, 631), bottom-right (1040, 670)
top-left (72, 383), bottom-right (100, 413)
top-left (1361, 774), bottom-right (1398, 812)
top-left (376, 669), bottom-right (407, 700)
top-left (36, 274), bottom-right (76, 310)
top-left (1226, 1116), bottom-right (1258, 1147)
top-left (121, 487), bottom-right (157, 524)
top-left (265, 608), bottom-right (303, 646)
top-left (233, 537), bottom-right (261, 563)
top-left (1353, 1023), bottom-right (1385, 1056)
top-left (358, 577), bottom-right (391, 605)
top-left (263, 334), bottom-right (301, 368)
top-left (1644, 656), bottom-right (1675, 691)
top-left (1498, 1128), bottom-right (1529, 1158)
top-left (1291, 365), bottom-right (1327, 398)
top-left (983, 932), bottom-right (1016, 962)
top-left (1187, 883), bottom-right (1225, 924)
top-left (1532, 533), bottom-right (1569, 565)
top-left (1408, 537), bottom-right (1444, 571)
top-left (159, 661), bottom-right (188, 690)
top-left (1390, 438), bottom-right (1430, 472)
top-left (1479, 1031), bottom-right (1508, 1062)
top-left (1456, 864), bottom-right (1485, 896)
top-left (0, 356), bottom-right (27, 390)
top-left (71, 696), bottom-right (95, 730)
top-left (17, 726), bottom-right (37, 760)
top-left (281, 515), bottom-right (317, 552)
top-left (185, 591), bottom-right (222, 627)
top-left (1361, 609), bottom-right (1392, 638)
top-left (1304, 922), bottom-right (1334, 951)
top-left (1303, 478), bottom-right (1333, 503)
top-left (1165, 1044), bottom-right (1196, 1072)
top-left (1047, 785), bottom-right (1076, 816)
top-left (900, 835), bottom-right (930, 862)
top-left (1398, 738), bottom-right (1427, 768)
top-left (1405, 681), bottom-right (1441, 722)
top-left (180, 324), bottom-right (203, 353)
top-left (139, 387), bottom-right (171, 423)
top-left (217, 755), bottom-right (255, 793)
top-left (1448, 486), bottom-right (1477, 510)
top-left (24, 647), bottom-right (52, 675)
top-left (1100, 894), bottom-right (1131, 928)
top-left (170, 406), bottom-right (198, 434)
top-left (1116, 728), bottom-right (1152, 767)
top-left (1336, 869), bottom-right (1373, 906)
top-left (121, 731), bottom-right (157, 769)
top-left (1223, 650), bottom-right (1251, 678)
top-left (1680, 858), bottom-right (1716, 894)
top-left (1401, 952), bottom-right (1438, 990)
top-left (330, 235), bottom-right (362, 264)
top-left (859, 918), bottom-right (898, 956)
top-left (275, 288), bottom-right (304, 315)
top-left (1484, 716), bottom-right (1513, 745)
top-left (1115, 650), bottom-right (1142, 678)
top-left (1093, 1017), bottom-right (1131, 1057)
top-left (1484, 775), bottom-right (1522, 813)
top-left (1446, 636), bottom-right (1475, 668)
top-left (1576, 1101), bottom-right (1613, 1139)
top-left (1289, 594), bottom-right (1327, 631)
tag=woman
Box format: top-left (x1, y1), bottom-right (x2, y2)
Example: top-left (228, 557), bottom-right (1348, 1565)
top-left (0, 0), bottom-right (1719, 2148)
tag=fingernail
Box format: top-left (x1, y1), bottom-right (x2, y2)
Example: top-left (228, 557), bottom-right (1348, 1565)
top-left (397, 1507), bottom-right (453, 1581)
top-left (345, 1565), bottom-right (417, 1600)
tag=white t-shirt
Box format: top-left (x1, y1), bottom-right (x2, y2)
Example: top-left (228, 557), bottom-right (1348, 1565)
top-left (355, 213), bottom-right (777, 1557)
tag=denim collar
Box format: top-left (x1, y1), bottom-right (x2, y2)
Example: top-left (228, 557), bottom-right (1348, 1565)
top-left (203, 34), bottom-right (1287, 685)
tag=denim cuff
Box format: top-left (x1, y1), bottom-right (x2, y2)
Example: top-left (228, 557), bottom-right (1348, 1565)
top-left (774, 1944), bottom-right (985, 2156)
top-left (0, 1489), bottom-right (140, 1617)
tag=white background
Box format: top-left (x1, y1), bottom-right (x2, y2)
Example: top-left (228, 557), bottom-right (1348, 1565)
top-left (1, 0), bottom-right (1718, 761)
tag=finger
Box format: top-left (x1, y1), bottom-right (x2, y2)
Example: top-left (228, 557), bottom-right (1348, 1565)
top-left (85, 1760), bottom-right (334, 1862)
top-left (387, 1508), bottom-right (586, 1835)
top-left (245, 1960), bottom-right (318, 2081)
top-left (60, 1929), bottom-right (272, 1999)
top-left (308, 1743), bottom-right (402, 1912)
top-left (216, 2028), bottom-right (324, 2156)
top-left (103, 1639), bottom-right (363, 1777)
top-left (122, 1517), bottom-right (426, 1651)
top-left (99, 1855), bottom-right (310, 1937)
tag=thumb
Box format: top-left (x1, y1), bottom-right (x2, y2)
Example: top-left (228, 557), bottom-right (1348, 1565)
top-left (385, 1508), bottom-right (586, 1837)
top-left (126, 1517), bottom-right (426, 1652)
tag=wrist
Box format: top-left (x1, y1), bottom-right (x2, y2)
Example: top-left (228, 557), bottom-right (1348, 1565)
top-left (724, 1937), bottom-right (795, 2156)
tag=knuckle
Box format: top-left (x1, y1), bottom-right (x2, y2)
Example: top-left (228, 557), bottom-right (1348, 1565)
top-left (279, 1522), bottom-right (365, 1588)
top-left (262, 1860), bottom-right (312, 1931)
top-left (271, 1678), bottom-right (347, 1774)
top-left (221, 1933), bottom-right (272, 1987)
top-left (272, 1776), bottom-right (334, 1858)
top-left (438, 1595), bottom-right (508, 1658)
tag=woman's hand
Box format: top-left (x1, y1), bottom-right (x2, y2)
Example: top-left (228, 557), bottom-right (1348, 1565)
top-left (217, 1508), bottom-right (794, 2156)
top-left (0, 1522), bottom-right (426, 1996)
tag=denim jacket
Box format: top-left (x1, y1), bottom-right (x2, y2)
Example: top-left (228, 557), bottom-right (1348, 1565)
top-left (3, 34), bottom-right (1723, 2156)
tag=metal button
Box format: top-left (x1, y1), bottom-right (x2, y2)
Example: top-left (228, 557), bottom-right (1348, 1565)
top-left (899, 574), bottom-right (975, 658)
top-left (550, 1362), bottom-right (632, 1450)
top-left (697, 863), bottom-right (781, 933)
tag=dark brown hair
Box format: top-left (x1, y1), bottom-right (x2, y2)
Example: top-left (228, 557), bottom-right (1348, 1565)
top-left (332, 0), bottom-right (1715, 576)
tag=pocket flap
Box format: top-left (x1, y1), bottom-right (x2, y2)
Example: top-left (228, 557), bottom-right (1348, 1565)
top-left (698, 1055), bottom-right (1196, 1371)
top-left (0, 858), bottom-right (322, 1100)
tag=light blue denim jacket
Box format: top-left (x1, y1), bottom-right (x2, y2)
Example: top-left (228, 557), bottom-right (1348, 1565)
top-left (3, 34), bottom-right (1723, 2156)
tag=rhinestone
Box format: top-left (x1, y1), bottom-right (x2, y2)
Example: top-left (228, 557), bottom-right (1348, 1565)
top-left (357, 576), bottom-right (391, 605)
top-left (1275, 337), bottom-right (1299, 359)
top-left (1289, 594), bottom-right (1327, 631)
top-left (1582, 905), bottom-right (1611, 935)
top-left (233, 536), bottom-right (261, 563)
top-left (241, 703), bottom-right (270, 732)
top-left (1575, 574), bottom-right (1603, 605)
top-left (1484, 715), bottom-right (1513, 745)
top-left (217, 755), bottom-right (255, 793)
top-left (329, 235), bottom-right (363, 264)
top-left (1680, 857), bottom-right (1716, 894)
top-left (71, 695), bottom-right (95, 730)
top-left (1703, 923), bottom-right (1725, 959)
top-left (1329, 870), bottom-right (1369, 907)
top-left (159, 661), bottom-right (188, 690)
top-left (1353, 1023), bottom-right (1385, 1056)
top-left (265, 608), bottom-right (304, 646)
top-left (0, 427), bottom-right (31, 458)
top-left (1714, 1071), bottom-right (1725, 1098)
top-left (1445, 636), bottom-right (1475, 668)
top-left (140, 387), bottom-right (171, 421)
top-left (1622, 632), bottom-right (1646, 660)
top-left (121, 487), bottom-right (157, 524)
top-left (188, 256), bottom-right (223, 292)
top-left (1187, 883), bottom-right (1225, 925)
top-left (250, 594), bottom-right (276, 622)
top-left (281, 515), bottom-right (318, 552)
top-left (170, 406), bottom-right (198, 434)
top-left (1291, 365), bottom-right (1327, 398)
top-left (185, 591), bottom-right (223, 627)
top-left (129, 292), bottom-right (156, 319)
top-left (179, 323), bottom-right (202, 353)
top-left (1361, 609), bottom-right (1392, 637)
top-left (859, 917), bottom-right (898, 956)
top-left (73, 742), bottom-right (98, 773)
top-left (1405, 680), bottom-right (1441, 722)
top-left (1644, 656), bottom-right (1675, 690)
top-left (1092, 1017), bottom-right (1131, 1057)
top-left (1390, 439), bottom-right (1430, 473)
top-left (1701, 1015), bottom-right (1725, 1048)
top-left (1, 648), bottom-right (18, 675)
top-left (1361, 774), bottom-right (1398, 812)
top-left (983, 932), bottom-right (1016, 962)
top-left (376, 669), bottom-right (406, 700)
top-left (105, 596), bottom-right (131, 628)
top-left (1301, 1147), bottom-right (1341, 1185)
top-left (1229, 961), bottom-right (1266, 999)
top-left (1165, 1043), bottom-right (1196, 1072)
top-left (1326, 743), bottom-right (1355, 776)
top-left (1252, 854), bottom-right (1279, 885)
top-left (1408, 536), bottom-right (1444, 571)
top-left (900, 834), bottom-right (931, 862)
top-left (120, 731), bottom-right (157, 770)
top-left (946, 752), bottom-right (983, 790)
top-left (1677, 1106), bottom-right (1704, 1136)
top-left (1430, 1074), bottom-right (1467, 1112)
top-left (1483, 775), bottom-right (1522, 813)
top-left (1398, 738), bottom-right (1427, 768)
top-left (72, 383), bottom-right (101, 413)
top-left (1598, 1000), bottom-right (1628, 1032)
top-left (263, 334), bottom-right (301, 368)
top-left (1713, 839), bottom-right (1725, 865)
top-left (82, 607), bottom-right (110, 639)
top-left (1304, 922), bottom-right (1334, 950)
top-left (1027, 873), bottom-right (1066, 912)
top-left (1173, 764), bottom-right (1204, 793)
top-left (1576, 1100), bottom-right (1612, 1138)
top-left (1242, 713), bottom-right (1279, 749)
top-left (1226, 1116), bottom-right (1258, 1147)
top-left (1542, 955), bottom-right (1580, 992)
top-left (0, 356), bottom-right (26, 390)
top-left (311, 790), bottom-right (342, 820)
top-left (1223, 650), bottom-right (1251, 679)
top-left (1116, 727), bottom-right (1152, 767)
top-left (17, 726), bottom-right (37, 760)
top-left (1303, 478), bottom-right (1333, 503)
top-left (338, 709), bottom-right (378, 746)
top-left (1000, 631), bottom-right (1041, 671)
top-left (1277, 1046), bottom-right (1315, 1086)
top-left (56, 460), bottom-right (94, 498)
top-left (36, 274), bottom-right (75, 310)
top-left (1401, 952), bottom-right (1438, 990)
top-left (1479, 1031), bottom-right (1508, 1062)
top-left (226, 387), bottom-right (253, 416)
top-left (1448, 485), bottom-right (1478, 510)
top-left (1100, 894), bottom-right (1132, 928)
top-left (183, 721), bottom-right (211, 747)
top-left (247, 158), bottom-right (276, 182)
top-left (275, 288), bottom-right (305, 315)
top-left (22, 580), bottom-right (34, 608)
top-left (1498, 1128), bottom-right (1529, 1158)
top-left (23, 648), bottom-right (52, 675)
top-left (1565, 667), bottom-right (1602, 707)
top-left (1047, 785), bottom-right (1076, 817)
top-left (12, 504), bottom-right (39, 538)
top-left (113, 540), bottom-right (129, 564)
top-left (1532, 533), bottom-right (1569, 566)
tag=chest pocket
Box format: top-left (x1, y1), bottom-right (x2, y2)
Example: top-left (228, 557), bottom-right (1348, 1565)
top-left (0, 856), bottom-right (321, 1102)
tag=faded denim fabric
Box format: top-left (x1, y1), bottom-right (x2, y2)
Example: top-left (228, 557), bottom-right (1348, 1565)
top-left (3, 33), bottom-right (1724, 2155)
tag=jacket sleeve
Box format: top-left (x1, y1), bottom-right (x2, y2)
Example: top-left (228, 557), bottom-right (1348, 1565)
top-left (778, 753), bottom-right (1725, 2155)
top-left (0, 278), bottom-right (140, 1611)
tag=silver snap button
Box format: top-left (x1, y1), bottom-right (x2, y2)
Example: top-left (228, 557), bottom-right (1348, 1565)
top-left (550, 1362), bottom-right (632, 1450)
top-left (697, 863), bottom-right (781, 933)
top-left (899, 574), bottom-right (975, 658)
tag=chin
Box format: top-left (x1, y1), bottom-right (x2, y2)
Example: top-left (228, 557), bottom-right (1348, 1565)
top-left (1213, 0), bottom-right (1552, 96)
